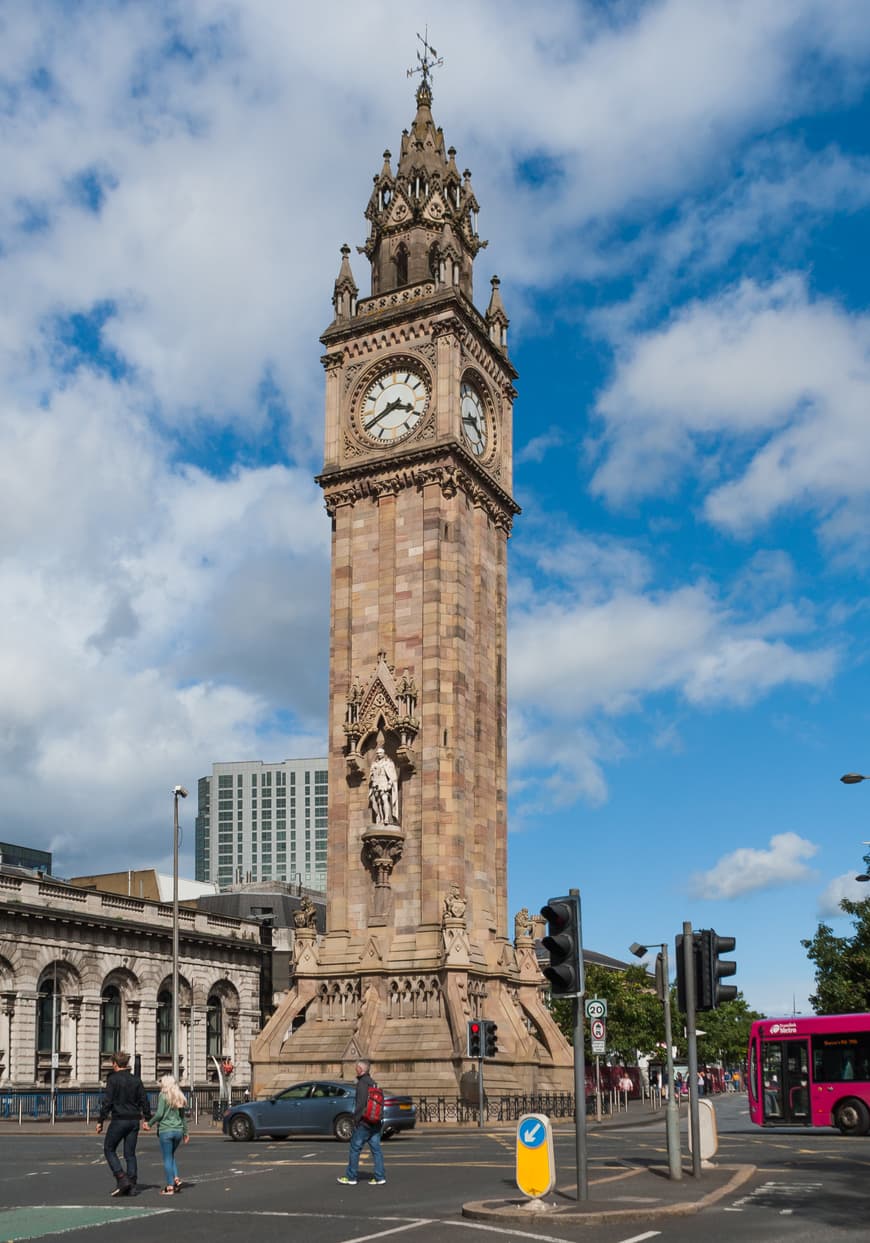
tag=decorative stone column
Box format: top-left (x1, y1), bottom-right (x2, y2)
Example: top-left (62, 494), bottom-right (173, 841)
top-left (361, 828), bottom-right (405, 923)
top-left (0, 992), bottom-right (14, 1084)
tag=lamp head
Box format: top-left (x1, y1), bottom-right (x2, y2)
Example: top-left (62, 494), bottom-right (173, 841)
top-left (173, 786), bottom-right (188, 799)
top-left (841, 773), bottom-right (867, 784)
top-left (629, 942), bottom-right (647, 959)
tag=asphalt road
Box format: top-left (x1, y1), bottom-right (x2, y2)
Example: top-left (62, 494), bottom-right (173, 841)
top-left (0, 1096), bottom-right (867, 1243)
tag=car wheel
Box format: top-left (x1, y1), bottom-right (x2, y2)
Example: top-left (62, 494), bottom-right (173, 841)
top-left (333, 1113), bottom-right (354, 1141)
top-left (834, 1099), bottom-right (870, 1136)
top-left (229, 1114), bottom-right (255, 1142)
top-left (381, 1127), bottom-right (394, 1139)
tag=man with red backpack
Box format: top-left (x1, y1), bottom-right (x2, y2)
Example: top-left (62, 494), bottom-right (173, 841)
top-left (337, 1058), bottom-right (387, 1186)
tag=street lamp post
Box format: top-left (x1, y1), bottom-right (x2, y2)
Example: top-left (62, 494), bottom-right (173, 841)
top-left (172, 785), bottom-right (188, 1081)
top-left (838, 774), bottom-right (870, 882)
top-left (630, 940), bottom-right (682, 1181)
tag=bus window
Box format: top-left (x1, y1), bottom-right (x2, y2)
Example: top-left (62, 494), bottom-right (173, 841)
top-left (812, 1033), bottom-right (870, 1083)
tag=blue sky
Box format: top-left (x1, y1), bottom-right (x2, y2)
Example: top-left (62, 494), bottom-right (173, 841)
top-left (3, 1), bottom-right (870, 1017)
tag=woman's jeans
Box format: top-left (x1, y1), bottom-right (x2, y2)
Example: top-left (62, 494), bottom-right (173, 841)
top-left (158, 1130), bottom-right (184, 1185)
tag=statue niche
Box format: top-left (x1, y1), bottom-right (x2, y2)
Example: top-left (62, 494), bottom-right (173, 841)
top-left (344, 651), bottom-right (419, 784)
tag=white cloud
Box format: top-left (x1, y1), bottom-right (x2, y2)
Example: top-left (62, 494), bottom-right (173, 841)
top-left (817, 872), bottom-right (870, 917)
top-left (689, 832), bottom-right (818, 899)
top-left (590, 276), bottom-right (870, 539)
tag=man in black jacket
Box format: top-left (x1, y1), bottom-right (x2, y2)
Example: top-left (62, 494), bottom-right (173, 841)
top-left (95, 1052), bottom-right (152, 1195)
top-left (336, 1058), bottom-right (386, 1185)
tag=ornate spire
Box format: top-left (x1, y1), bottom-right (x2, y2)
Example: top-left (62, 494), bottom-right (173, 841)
top-left (357, 37), bottom-right (487, 304)
top-left (486, 275), bottom-right (509, 352)
top-left (331, 243), bottom-right (358, 323)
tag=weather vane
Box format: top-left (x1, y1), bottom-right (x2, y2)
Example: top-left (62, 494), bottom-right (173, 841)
top-left (407, 27), bottom-right (444, 88)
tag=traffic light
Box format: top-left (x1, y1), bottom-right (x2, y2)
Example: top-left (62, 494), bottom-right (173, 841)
top-left (467, 1019), bottom-right (482, 1058)
top-left (698, 929), bottom-right (737, 1010)
top-left (483, 1020), bottom-right (498, 1058)
top-left (675, 931), bottom-right (701, 1012)
top-left (540, 894), bottom-right (583, 997)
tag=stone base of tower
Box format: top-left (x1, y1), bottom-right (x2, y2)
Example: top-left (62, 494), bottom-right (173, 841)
top-left (250, 926), bottom-right (574, 1099)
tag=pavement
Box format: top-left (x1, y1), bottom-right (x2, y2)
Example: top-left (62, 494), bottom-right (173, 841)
top-left (463, 1094), bottom-right (757, 1225)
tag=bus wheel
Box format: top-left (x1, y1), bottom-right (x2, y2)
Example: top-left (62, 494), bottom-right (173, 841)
top-left (834, 1099), bottom-right (870, 1136)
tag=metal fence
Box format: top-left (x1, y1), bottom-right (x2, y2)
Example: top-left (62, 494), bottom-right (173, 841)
top-left (0, 1087), bottom-right (249, 1124)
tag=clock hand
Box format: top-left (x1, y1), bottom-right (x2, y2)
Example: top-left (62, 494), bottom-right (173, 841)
top-left (364, 398), bottom-right (402, 430)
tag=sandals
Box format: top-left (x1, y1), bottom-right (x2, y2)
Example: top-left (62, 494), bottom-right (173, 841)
top-left (160, 1186), bottom-right (175, 1196)
top-left (173, 1178), bottom-right (182, 1190)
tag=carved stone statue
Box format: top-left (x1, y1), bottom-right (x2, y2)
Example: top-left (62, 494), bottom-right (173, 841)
top-left (397, 669), bottom-right (418, 716)
top-left (345, 676), bottom-right (364, 725)
top-left (368, 746), bottom-right (399, 825)
top-left (293, 895), bottom-right (317, 929)
top-left (442, 883), bottom-right (467, 920)
top-left (514, 907), bottom-right (533, 941)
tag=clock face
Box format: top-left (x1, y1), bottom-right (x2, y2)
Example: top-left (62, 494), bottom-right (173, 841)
top-left (360, 368), bottom-right (429, 444)
top-left (460, 382), bottom-right (487, 456)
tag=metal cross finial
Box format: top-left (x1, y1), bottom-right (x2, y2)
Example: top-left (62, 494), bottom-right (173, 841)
top-left (407, 27), bottom-right (444, 87)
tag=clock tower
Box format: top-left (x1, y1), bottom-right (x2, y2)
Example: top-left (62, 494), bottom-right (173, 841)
top-left (251, 65), bottom-right (572, 1097)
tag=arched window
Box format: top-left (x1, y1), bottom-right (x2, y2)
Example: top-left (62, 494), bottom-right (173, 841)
top-left (395, 244), bottom-right (408, 286)
top-left (101, 985), bottom-right (122, 1055)
top-left (206, 993), bottom-right (223, 1060)
top-left (36, 979), bottom-right (60, 1053)
top-left (156, 989), bottom-right (173, 1056)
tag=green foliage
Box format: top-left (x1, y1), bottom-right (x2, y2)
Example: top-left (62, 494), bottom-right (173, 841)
top-left (801, 896), bottom-right (870, 1014)
top-left (547, 963), bottom-right (665, 1064)
top-left (672, 992), bottom-right (761, 1065)
top-left (545, 963), bottom-right (761, 1068)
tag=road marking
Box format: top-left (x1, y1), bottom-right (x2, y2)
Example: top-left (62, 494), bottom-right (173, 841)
top-left (320, 1223), bottom-right (431, 1243)
top-left (442, 1220), bottom-right (596, 1242)
top-left (617, 1234), bottom-right (661, 1243)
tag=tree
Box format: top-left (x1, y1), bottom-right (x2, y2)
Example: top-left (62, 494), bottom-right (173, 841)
top-left (801, 895), bottom-right (870, 1014)
top-left (672, 993), bottom-right (761, 1066)
top-left (547, 963), bottom-right (663, 1064)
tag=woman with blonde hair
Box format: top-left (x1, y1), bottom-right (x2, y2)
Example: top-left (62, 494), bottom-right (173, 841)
top-left (152, 1074), bottom-right (189, 1194)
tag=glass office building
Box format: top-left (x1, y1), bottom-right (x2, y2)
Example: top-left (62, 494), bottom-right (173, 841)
top-left (195, 759), bottom-right (328, 893)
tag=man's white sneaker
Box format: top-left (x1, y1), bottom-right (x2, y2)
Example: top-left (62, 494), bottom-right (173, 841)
top-left (336, 1176), bottom-right (357, 1185)
top-left (369, 1178), bottom-right (387, 1185)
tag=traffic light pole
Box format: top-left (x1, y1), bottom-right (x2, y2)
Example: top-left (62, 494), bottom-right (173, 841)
top-left (477, 1052), bottom-right (484, 1129)
top-left (682, 921), bottom-right (702, 1178)
top-left (573, 990), bottom-right (588, 1201)
top-left (659, 944), bottom-right (682, 1181)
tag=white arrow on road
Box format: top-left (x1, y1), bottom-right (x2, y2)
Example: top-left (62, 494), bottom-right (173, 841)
top-left (521, 1121), bottom-right (542, 1144)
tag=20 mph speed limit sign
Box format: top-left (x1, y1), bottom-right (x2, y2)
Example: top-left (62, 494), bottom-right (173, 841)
top-left (585, 998), bottom-right (607, 1020)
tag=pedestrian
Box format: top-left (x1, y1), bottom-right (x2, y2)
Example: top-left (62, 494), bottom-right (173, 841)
top-left (152, 1073), bottom-right (189, 1195)
top-left (336, 1058), bottom-right (386, 1186)
top-left (95, 1051), bottom-right (152, 1197)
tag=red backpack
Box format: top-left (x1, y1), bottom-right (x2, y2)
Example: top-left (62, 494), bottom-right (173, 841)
top-left (362, 1083), bottom-right (384, 1125)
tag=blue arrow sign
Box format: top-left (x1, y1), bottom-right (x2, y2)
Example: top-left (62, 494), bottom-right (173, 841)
top-left (519, 1120), bottom-right (545, 1148)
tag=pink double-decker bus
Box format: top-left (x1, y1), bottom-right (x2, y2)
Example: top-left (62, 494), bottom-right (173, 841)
top-left (747, 1013), bottom-right (870, 1136)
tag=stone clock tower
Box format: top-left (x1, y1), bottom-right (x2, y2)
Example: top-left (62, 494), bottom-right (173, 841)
top-left (251, 69), bottom-right (572, 1096)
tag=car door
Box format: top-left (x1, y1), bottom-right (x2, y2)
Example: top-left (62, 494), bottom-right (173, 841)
top-left (301, 1082), bottom-right (346, 1134)
top-left (268, 1082), bottom-right (314, 1134)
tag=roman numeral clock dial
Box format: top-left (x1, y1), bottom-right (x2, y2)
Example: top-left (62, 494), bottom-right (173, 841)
top-left (360, 368), bottom-right (430, 444)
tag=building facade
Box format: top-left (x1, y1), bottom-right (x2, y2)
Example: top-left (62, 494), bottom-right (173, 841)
top-left (195, 758), bottom-right (328, 892)
top-left (0, 866), bottom-right (263, 1088)
top-left (251, 67), bottom-right (572, 1096)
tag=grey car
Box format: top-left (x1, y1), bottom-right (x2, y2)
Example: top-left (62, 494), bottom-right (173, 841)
top-left (222, 1079), bottom-right (417, 1141)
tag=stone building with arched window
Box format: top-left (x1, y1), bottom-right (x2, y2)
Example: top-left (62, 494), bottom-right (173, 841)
top-left (0, 866), bottom-right (264, 1088)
